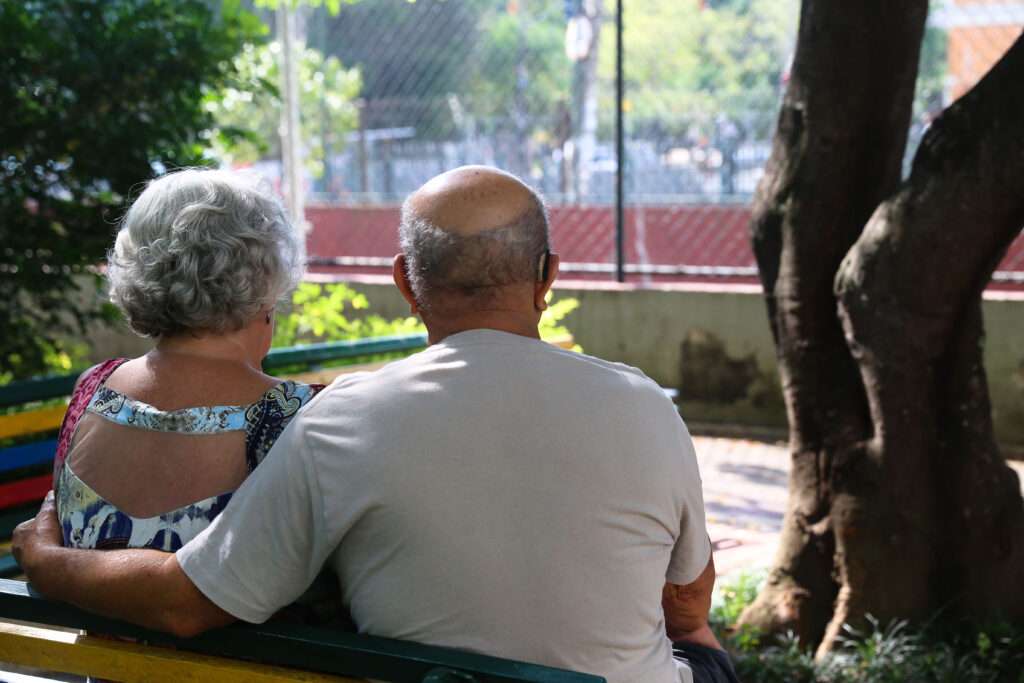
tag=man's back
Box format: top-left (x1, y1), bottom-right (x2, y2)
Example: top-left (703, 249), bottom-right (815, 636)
top-left (299, 330), bottom-right (710, 682)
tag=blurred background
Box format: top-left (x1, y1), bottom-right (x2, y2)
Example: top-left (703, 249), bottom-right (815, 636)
top-left (217, 0), bottom-right (1024, 288)
top-left (3, 0), bottom-right (1022, 399)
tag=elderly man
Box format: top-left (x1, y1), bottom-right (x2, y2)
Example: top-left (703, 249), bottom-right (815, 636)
top-left (14, 166), bottom-right (735, 683)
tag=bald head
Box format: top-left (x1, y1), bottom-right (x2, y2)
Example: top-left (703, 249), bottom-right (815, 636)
top-left (406, 166), bottom-right (537, 237)
top-left (398, 166), bottom-right (550, 313)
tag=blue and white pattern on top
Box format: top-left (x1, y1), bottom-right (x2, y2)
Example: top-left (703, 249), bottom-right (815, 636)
top-left (88, 386), bottom-right (252, 433)
top-left (56, 380), bottom-right (321, 552)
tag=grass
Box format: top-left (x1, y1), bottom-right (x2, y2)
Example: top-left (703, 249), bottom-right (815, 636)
top-left (710, 572), bottom-right (1024, 683)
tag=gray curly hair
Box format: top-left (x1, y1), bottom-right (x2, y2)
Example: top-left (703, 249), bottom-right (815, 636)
top-left (107, 169), bottom-right (303, 338)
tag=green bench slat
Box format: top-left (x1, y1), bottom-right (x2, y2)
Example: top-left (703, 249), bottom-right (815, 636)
top-left (0, 579), bottom-right (604, 683)
top-left (262, 334), bottom-right (428, 370)
top-left (0, 556), bottom-right (18, 579)
top-left (0, 335), bottom-right (428, 409)
top-left (0, 375), bottom-right (78, 409)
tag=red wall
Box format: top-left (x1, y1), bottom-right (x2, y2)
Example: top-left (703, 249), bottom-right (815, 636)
top-left (306, 204), bottom-right (1024, 288)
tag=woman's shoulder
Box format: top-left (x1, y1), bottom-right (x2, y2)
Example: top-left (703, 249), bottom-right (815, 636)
top-left (53, 358), bottom-right (131, 484)
top-left (73, 358), bottom-right (129, 395)
top-left (243, 380), bottom-right (324, 470)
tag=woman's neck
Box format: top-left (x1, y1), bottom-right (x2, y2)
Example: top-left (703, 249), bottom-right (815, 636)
top-left (154, 332), bottom-right (262, 370)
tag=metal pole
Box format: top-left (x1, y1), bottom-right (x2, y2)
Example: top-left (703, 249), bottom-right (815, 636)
top-left (614, 0), bottom-right (625, 283)
top-left (570, 60), bottom-right (583, 202)
top-left (278, 4), bottom-right (306, 253)
top-left (357, 99), bottom-right (369, 198)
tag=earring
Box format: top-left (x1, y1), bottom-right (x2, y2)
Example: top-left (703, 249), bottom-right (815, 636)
top-left (266, 312), bottom-right (272, 324)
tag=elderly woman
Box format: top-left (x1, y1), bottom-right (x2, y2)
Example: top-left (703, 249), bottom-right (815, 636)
top-left (53, 169), bottom-right (322, 552)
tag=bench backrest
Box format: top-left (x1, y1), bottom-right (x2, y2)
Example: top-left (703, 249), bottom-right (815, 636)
top-left (0, 579), bottom-right (605, 682)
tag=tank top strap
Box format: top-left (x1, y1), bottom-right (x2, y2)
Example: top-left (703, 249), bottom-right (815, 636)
top-left (243, 381), bottom-right (324, 471)
top-left (53, 358), bottom-right (128, 482)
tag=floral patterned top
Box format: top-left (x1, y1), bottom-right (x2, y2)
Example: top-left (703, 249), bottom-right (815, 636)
top-left (54, 359), bottom-right (323, 552)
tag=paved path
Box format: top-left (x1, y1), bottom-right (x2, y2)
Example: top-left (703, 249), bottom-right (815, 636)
top-left (693, 436), bottom-right (788, 577)
top-left (693, 435), bottom-right (1024, 578)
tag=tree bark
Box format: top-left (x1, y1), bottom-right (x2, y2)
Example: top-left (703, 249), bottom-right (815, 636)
top-left (740, 0), bottom-right (928, 649)
top-left (833, 32), bottom-right (1024, 644)
top-left (742, 0), bottom-right (1024, 653)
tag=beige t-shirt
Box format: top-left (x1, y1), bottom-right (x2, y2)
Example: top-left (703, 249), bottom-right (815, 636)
top-left (178, 329), bottom-right (711, 683)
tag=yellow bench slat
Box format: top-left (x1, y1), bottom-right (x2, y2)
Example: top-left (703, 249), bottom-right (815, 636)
top-left (0, 406), bottom-right (66, 440)
top-left (0, 622), bottom-right (362, 683)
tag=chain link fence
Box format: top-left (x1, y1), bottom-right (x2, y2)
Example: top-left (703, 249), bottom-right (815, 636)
top-left (241, 0), bottom-right (1024, 288)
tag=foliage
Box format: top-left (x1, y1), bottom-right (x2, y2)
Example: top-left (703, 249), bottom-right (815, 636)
top-left (599, 0), bottom-right (946, 145)
top-left (598, 0), bottom-right (798, 141)
top-left (315, 0), bottom-right (808, 152)
top-left (915, 23), bottom-right (949, 121)
top-left (252, 0), bottom-right (358, 14)
top-left (272, 282), bottom-right (582, 352)
top-left (711, 569), bottom-right (766, 629)
top-left (539, 292), bottom-right (582, 351)
top-left (903, 3), bottom-right (949, 166)
top-left (710, 572), bottom-right (1024, 682)
top-left (469, 0), bottom-right (572, 143)
top-left (0, 0), bottom-right (264, 380)
top-left (272, 282), bottom-right (423, 348)
top-left (320, 0), bottom-right (486, 137)
top-left (205, 41), bottom-right (362, 179)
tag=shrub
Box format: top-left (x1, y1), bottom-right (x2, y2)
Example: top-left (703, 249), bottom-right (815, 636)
top-left (272, 282), bottom-right (423, 348)
top-left (1, 0), bottom-right (264, 379)
top-left (711, 572), bottom-right (1024, 682)
top-left (272, 282), bottom-right (582, 351)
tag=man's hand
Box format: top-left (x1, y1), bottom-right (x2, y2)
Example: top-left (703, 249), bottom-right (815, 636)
top-left (12, 491), bottom-right (63, 582)
top-left (11, 491), bottom-right (234, 638)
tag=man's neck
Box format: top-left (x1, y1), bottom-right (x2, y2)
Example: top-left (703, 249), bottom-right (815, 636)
top-left (423, 310), bottom-right (541, 345)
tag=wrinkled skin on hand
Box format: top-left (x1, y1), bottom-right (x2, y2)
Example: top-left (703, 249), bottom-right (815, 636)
top-left (12, 491), bottom-right (64, 577)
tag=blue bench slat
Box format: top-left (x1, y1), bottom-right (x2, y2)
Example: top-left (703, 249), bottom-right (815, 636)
top-left (0, 440), bottom-right (56, 473)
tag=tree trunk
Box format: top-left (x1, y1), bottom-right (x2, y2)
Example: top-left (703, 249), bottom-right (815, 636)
top-left (742, 0), bottom-right (1024, 652)
top-left (739, 0), bottom-right (928, 649)
top-left (832, 32), bottom-right (1024, 645)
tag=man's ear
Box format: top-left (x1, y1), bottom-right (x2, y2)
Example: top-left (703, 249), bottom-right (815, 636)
top-left (392, 254), bottom-right (420, 315)
top-left (534, 252), bottom-right (560, 312)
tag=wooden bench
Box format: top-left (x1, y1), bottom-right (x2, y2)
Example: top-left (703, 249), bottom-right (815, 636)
top-left (0, 333), bottom-right (601, 681)
top-left (0, 579), bottom-right (604, 682)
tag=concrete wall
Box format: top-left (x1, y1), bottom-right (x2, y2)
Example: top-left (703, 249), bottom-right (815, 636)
top-left (85, 319), bottom-right (153, 363)
top-left (333, 276), bottom-right (1024, 450)
top-left (84, 274), bottom-right (1023, 450)
top-left (985, 292), bottom-right (1024, 451)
